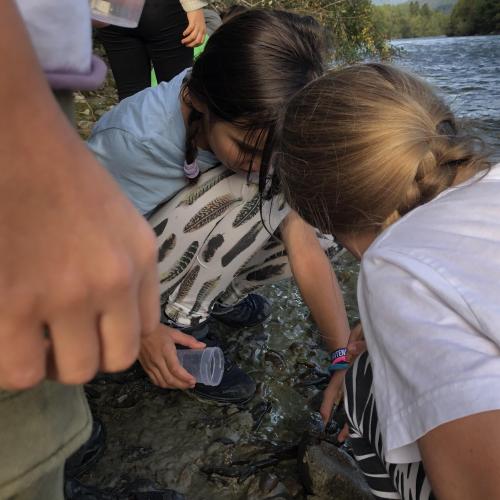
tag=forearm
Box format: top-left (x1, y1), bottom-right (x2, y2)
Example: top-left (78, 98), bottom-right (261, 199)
top-left (281, 212), bottom-right (350, 351)
top-left (292, 250), bottom-right (350, 351)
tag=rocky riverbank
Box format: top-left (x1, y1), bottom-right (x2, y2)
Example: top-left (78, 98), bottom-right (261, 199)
top-left (76, 253), bottom-right (365, 499)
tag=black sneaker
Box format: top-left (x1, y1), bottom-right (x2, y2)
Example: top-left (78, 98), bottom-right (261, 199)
top-left (174, 320), bottom-right (209, 340)
top-left (161, 310), bottom-right (209, 340)
top-left (193, 355), bottom-right (256, 404)
top-left (193, 336), bottom-right (256, 404)
top-left (210, 294), bottom-right (272, 328)
top-left (164, 319), bottom-right (256, 404)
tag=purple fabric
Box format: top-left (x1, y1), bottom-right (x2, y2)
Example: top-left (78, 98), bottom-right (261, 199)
top-left (47, 55), bottom-right (107, 91)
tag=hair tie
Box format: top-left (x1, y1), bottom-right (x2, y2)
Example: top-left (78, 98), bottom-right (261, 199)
top-left (328, 347), bottom-right (349, 373)
top-left (184, 159), bottom-right (200, 179)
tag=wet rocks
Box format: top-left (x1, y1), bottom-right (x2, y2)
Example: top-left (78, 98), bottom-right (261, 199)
top-left (298, 433), bottom-right (372, 499)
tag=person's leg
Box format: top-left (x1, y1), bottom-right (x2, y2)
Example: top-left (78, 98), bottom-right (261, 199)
top-left (9, 464), bottom-right (64, 500)
top-left (218, 232), bottom-right (339, 307)
top-left (0, 383), bottom-right (91, 500)
top-left (344, 352), bottom-right (435, 500)
top-left (150, 167), bottom-right (278, 402)
top-left (151, 167), bottom-right (289, 328)
top-left (140, 0), bottom-right (193, 84)
top-left (96, 25), bottom-right (151, 100)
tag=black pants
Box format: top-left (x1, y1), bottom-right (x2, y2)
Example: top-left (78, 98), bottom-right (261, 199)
top-left (344, 352), bottom-right (436, 500)
top-left (97, 0), bottom-right (193, 100)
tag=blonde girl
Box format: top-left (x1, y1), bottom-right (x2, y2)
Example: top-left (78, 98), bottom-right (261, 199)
top-left (277, 63), bottom-right (499, 499)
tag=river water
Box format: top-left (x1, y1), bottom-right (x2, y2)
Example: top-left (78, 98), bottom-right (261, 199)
top-left (392, 35), bottom-right (500, 160)
top-left (82, 36), bottom-right (500, 500)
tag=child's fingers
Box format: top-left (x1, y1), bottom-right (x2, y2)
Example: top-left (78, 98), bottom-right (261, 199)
top-left (145, 365), bottom-right (164, 387)
top-left (337, 423), bottom-right (350, 443)
top-left (162, 338), bottom-right (196, 387)
top-left (170, 329), bottom-right (206, 349)
top-left (182, 20), bottom-right (194, 37)
top-left (182, 31), bottom-right (199, 47)
top-left (320, 371), bottom-right (345, 424)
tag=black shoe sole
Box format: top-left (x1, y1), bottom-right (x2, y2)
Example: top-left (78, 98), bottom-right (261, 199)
top-left (191, 387), bottom-right (256, 405)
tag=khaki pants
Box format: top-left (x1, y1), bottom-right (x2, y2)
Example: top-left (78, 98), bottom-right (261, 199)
top-left (0, 91), bottom-right (92, 500)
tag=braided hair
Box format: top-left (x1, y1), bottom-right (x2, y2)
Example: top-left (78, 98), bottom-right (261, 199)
top-left (276, 63), bottom-right (491, 235)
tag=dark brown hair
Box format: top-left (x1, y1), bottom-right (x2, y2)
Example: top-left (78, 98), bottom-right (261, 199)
top-left (182, 9), bottom-right (326, 181)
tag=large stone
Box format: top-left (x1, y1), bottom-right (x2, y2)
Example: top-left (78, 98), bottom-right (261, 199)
top-left (298, 433), bottom-right (373, 499)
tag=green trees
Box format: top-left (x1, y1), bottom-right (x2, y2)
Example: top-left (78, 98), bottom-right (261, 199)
top-left (447, 0), bottom-right (500, 36)
top-left (213, 0), bottom-right (392, 61)
top-left (372, 2), bottom-right (450, 38)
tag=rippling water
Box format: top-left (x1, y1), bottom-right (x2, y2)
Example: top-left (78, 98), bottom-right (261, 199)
top-left (392, 35), bottom-right (500, 161)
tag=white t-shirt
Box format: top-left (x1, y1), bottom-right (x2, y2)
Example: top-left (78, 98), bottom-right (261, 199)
top-left (16, 0), bottom-right (91, 75)
top-left (358, 163), bottom-right (500, 464)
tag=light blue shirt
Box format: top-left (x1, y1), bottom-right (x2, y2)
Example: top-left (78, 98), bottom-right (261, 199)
top-left (88, 69), bottom-right (218, 215)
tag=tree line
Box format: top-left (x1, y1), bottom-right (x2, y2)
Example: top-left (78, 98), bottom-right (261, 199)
top-left (447, 0), bottom-right (500, 36)
top-left (372, 0), bottom-right (499, 39)
top-left (214, 0), bottom-right (392, 61)
top-left (373, 1), bottom-right (449, 39)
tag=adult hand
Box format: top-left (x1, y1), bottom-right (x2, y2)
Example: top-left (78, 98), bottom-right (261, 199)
top-left (139, 323), bottom-right (205, 389)
top-left (0, 1), bottom-right (160, 390)
top-left (0, 138), bottom-right (161, 390)
top-left (182, 9), bottom-right (206, 48)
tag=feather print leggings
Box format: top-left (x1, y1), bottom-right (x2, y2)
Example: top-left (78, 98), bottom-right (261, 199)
top-left (148, 165), bottom-right (338, 327)
top-left (345, 352), bottom-right (435, 500)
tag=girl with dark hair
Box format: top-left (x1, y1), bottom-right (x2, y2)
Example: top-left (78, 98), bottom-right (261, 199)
top-left (88, 9), bottom-right (351, 404)
top-left (277, 63), bottom-right (499, 499)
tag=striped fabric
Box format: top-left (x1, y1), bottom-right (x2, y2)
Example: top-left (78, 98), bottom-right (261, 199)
top-left (344, 352), bottom-right (435, 500)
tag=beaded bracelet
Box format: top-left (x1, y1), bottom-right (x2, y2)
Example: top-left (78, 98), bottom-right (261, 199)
top-left (328, 347), bottom-right (349, 373)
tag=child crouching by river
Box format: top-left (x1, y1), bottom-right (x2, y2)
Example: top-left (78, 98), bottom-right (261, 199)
top-left (276, 63), bottom-right (500, 499)
top-left (88, 9), bottom-right (351, 405)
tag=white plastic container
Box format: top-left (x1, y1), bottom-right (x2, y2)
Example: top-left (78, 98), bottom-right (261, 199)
top-left (90, 0), bottom-right (145, 28)
top-left (176, 347), bottom-right (224, 386)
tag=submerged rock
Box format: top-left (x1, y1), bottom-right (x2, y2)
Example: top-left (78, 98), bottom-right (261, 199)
top-left (298, 433), bottom-right (372, 499)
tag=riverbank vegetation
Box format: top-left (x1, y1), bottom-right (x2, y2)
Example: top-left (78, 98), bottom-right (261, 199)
top-left (447, 0), bottom-right (500, 36)
top-left (373, 1), bottom-right (450, 38)
top-left (372, 0), bottom-right (499, 39)
top-left (213, 0), bottom-right (392, 61)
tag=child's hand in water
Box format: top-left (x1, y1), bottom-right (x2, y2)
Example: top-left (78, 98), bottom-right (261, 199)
top-left (320, 323), bottom-right (367, 427)
top-left (139, 323), bottom-right (205, 389)
top-left (320, 369), bottom-right (346, 425)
